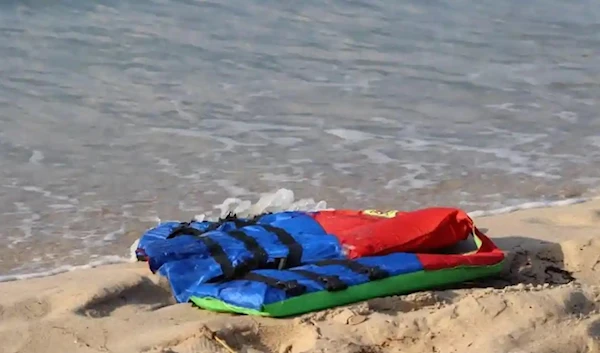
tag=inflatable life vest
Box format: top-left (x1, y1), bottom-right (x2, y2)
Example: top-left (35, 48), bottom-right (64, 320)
top-left (136, 207), bottom-right (505, 315)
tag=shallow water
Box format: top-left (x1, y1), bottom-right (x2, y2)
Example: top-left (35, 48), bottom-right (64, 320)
top-left (1, 0), bottom-right (599, 275)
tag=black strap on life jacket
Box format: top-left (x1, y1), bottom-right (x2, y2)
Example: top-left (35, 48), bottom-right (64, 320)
top-left (227, 229), bottom-right (269, 268)
top-left (166, 224), bottom-right (266, 280)
top-left (167, 222), bottom-right (204, 239)
top-left (197, 235), bottom-right (236, 280)
top-left (167, 213), bottom-right (267, 239)
top-left (285, 260), bottom-right (389, 292)
top-left (165, 216), bottom-right (303, 271)
top-left (258, 224), bottom-right (303, 269)
top-left (167, 220), bottom-right (255, 239)
top-left (240, 260), bottom-right (387, 295)
top-left (288, 269), bottom-right (348, 292)
top-left (313, 259), bottom-right (390, 281)
top-left (242, 272), bottom-right (307, 297)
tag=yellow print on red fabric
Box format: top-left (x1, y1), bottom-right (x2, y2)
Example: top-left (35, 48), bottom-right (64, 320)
top-left (362, 209), bottom-right (399, 218)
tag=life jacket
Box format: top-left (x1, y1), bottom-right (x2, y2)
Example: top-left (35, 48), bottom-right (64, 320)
top-left (137, 211), bottom-right (345, 302)
top-left (136, 211), bottom-right (335, 273)
top-left (135, 207), bottom-right (503, 306)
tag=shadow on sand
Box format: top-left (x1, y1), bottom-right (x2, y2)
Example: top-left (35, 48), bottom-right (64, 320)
top-left (364, 229), bottom-right (577, 317)
top-left (439, 228), bottom-right (575, 292)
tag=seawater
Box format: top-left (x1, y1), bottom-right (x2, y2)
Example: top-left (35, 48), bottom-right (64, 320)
top-left (0, 0), bottom-right (599, 275)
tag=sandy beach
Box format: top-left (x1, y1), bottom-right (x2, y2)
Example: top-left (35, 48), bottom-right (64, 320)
top-left (2, 198), bottom-right (600, 353)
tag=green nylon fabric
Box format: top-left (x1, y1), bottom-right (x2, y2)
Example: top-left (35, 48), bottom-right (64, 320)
top-left (189, 262), bottom-right (504, 317)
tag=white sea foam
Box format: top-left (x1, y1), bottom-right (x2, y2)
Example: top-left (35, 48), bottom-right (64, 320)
top-left (466, 197), bottom-right (594, 218)
top-left (0, 255), bottom-right (133, 283)
top-left (325, 128), bottom-right (373, 142)
top-left (208, 188), bottom-right (330, 220)
top-left (28, 150), bottom-right (44, 164)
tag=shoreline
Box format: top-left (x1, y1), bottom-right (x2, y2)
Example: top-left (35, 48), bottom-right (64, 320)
top-left (2, 197), bottom-right (600, 353)
top-left (1, 193), bottom-right (597, 283)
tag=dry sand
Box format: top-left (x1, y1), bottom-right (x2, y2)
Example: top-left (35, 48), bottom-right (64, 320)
top-left (2, 199), bottom-right (600, 353)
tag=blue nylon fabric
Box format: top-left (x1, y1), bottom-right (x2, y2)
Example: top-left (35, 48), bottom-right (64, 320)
top-left (189, 252), bottom-right (424, 310)
top-left (138, 211), bottom-right (331, 272)
top-left (136, 211), bottom-right (349, 302)
top-left (137, 211), bottom-right (324, 256)
top-left (135, 220), bottom-right (214, 259)
top-left (161, 231), bottom-right (345, 302)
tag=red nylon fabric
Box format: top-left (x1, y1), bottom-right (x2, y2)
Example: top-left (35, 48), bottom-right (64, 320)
top-left (312, 207), bottom-right (474, 259)
top-left (417, 228), bottom-right (505, 270)
top-left (310, 209), bottom-right (405, 235)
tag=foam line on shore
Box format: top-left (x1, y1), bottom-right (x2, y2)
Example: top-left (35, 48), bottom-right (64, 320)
top-left (1, 193), bottom-right (598, 284)
top-left (466, 196), bottom-right (595, 218)
top-left (0, 255), bottom-right (133, 283)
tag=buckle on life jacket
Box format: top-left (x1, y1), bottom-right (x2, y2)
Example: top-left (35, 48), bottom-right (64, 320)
top-left (290, 269), bottom-right (348, 292)
top-left (274, 279), bottom-right (307, 297)
top-left (242, 272), bottom-right (308, 297)
top-left (167, 221), bottom-right (201, 239)
top-left (275, 257), bottom-right (287, 270)
top-left (316, 275), bottom-right (348, 292)
top-left (360, 266), bottom-right (389, 281)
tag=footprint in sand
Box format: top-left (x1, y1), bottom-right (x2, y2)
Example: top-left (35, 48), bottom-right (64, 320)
top-left (75, 276), bottom-right (176, 318)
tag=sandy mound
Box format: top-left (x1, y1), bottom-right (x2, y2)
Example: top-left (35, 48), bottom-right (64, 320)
top-left (2, 198), bottom-right (600, 353)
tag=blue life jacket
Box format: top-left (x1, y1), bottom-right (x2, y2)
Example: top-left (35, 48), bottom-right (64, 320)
top-left (136, 211), bottom-right (347, 302)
